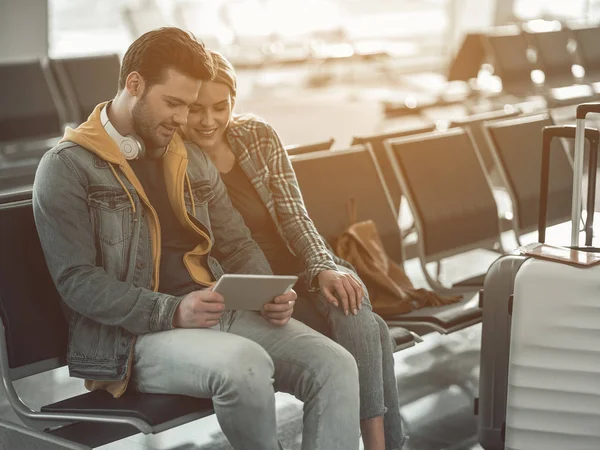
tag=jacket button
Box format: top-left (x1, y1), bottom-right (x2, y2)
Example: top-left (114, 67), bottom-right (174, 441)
top-left (109, 200), bottom-right (116, 209)
top-left (136, 262), bottom-right (145, 269)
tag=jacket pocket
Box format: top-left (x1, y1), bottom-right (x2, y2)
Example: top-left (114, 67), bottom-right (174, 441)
top-left (88, 187), bottom-right (136, 281)
top-left (88, 188), bottom-right (134, 246)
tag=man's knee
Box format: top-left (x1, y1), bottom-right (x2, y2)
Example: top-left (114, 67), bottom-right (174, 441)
top-left (315, 342), bottom-right (359, 388)
top-left (211, 340), bottom-right (275, 402)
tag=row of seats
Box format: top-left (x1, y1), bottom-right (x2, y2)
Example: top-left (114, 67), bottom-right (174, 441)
top-left (0, 92), bottom-right (578, 304)
top-left (0, 187), bottom-right (416, 448)
top-left (481, 22), bottom-right (597, 103)
top-left (386, 21), bottom-right (600, 118)
top-left (288, 106), bottom-right (578, 301)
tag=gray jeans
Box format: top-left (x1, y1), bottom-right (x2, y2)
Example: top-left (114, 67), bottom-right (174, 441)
top-left (293, 265), bottom-right (406, 450)
top-left (130, 310), bottom-right (360, 450)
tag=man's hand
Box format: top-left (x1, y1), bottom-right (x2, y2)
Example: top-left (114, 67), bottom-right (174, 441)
top-left (318, 269), bottom-right (364, 316)
top-left (173, 288), bottom-right (225, 329)
top-left (261, 289), bottom-right (296, 326)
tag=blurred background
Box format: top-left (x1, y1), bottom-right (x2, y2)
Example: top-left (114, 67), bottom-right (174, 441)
top-left (5, 0), bottom-right (600, 148)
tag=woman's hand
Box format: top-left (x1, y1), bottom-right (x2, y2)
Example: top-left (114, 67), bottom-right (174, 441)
top-left (317, 270), bottom-right (364, 316)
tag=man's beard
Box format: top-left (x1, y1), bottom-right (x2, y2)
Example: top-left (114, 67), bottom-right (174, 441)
top-left (131, 94), bottom-right (174, 155)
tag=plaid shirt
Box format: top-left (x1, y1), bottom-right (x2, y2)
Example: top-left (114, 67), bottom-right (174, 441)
top-left (226, 118), bottom-right (349, 289)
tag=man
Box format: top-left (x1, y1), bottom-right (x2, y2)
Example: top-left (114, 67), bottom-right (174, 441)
top-left (33, 27), bottom-right (359, 450)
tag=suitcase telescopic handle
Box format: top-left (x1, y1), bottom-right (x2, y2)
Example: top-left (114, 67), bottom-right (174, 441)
top-left (576, 102), bottom-right (600, 120)
top-left (542, 125), bottom-right (598, 141)
top-left (539, 125), bottom-right (599, 245)
top-left (573, 103), bottom-right (600, 245)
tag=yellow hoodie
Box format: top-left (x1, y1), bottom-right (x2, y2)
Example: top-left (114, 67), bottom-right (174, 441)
top-left (62, 102), bottom-right (215, 396)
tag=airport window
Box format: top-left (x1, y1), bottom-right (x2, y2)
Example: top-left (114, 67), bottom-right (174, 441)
top-left (514, 0), bottom-right (600, 21)
top-left (49, 0), bottom-right (452, 69)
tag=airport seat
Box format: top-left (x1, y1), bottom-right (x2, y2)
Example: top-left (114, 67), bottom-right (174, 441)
top-left (482, 112), bottom-right (573, 243)
top-left (290, 147), bottom-right (404, 263)
top-left (285, 137), bottom-right (334, 156)
top-left (50, 54), bottom-right (120, 124)
top-left (0, 417), bottom-right (88, 450)
top-left (385, 292), bottom-right (482, 335)
top-left (571, 24), bottom-right (600, 88)
top-left (389, 327), bottom-right (419, 351)
top-left (0, 158), bottom-right (42, 193)
top-left (290, 147), bottom-right (482, 334)
top-left (384, 129), bottom-right (503, 295)
top-left (0, 60), bottom-right (64, 143)
top-left (351, 124), bottom-right (437, 214)
top-left (449, 108), bottom-right (521, 172)
top-left (0, 59), bottom-right (64, 191)
top-left (483, 26), bottom-right (592, 107)
top-left (482, 28), bottom-right (536, 97)
top-left (381, 97), bottom-right (465, 119)
top-left (447, 109), bottom-right (523, 235)
top-left (0, 193), bottom-right (215, 448)
top-left (447, 32), bottom-right (486, 83)
top-left (526, 28), bottom-right (576, 83)
top-left (525, 26), bottom-right (595, 103)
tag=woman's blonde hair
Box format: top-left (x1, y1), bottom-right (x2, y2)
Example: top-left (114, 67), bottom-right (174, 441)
top-left (210, 50), bottom-right (256, 127)
top-left (210, 51), bottom-right (237, 104)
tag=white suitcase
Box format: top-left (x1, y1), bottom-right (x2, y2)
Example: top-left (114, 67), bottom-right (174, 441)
top-left (504, 104), bottom-right (600, 450)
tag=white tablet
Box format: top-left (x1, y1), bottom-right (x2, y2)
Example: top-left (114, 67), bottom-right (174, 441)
top-left (212, 274), bottom-right (298, 311)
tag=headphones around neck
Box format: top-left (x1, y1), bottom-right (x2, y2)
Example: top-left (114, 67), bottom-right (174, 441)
top-left (100, 104), bottom-right (146, 160)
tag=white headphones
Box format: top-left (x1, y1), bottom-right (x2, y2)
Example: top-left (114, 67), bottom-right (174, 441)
top-left (100, 104), bottom-right (145, 160)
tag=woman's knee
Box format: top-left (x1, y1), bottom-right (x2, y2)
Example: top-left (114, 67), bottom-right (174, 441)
top-left (329, 303), bottom-right (380, 340)
top-left (371, 314), bottom-right (400, 358)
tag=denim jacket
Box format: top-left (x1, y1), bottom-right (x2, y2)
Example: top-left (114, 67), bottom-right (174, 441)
top-left (33, 103), bottom-right (271, 396)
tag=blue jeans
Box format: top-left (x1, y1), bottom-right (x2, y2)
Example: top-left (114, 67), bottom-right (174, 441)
top-left (130, 310), bottom-right (360, 450)
top-left (293, 265), bottom-right (406, 450)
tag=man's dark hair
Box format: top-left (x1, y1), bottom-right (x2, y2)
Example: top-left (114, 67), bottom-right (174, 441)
top-left (118, 27), bottom-right (215, 91)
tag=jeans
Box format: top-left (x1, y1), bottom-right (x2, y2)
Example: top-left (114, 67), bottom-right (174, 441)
top-left (130, 310), bottom-right (360, 450)
top-left (293, 265), bottom-right (406, 450)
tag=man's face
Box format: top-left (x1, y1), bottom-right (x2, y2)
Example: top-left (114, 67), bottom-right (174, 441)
top-left (131, 68), bottom-right (202, 152)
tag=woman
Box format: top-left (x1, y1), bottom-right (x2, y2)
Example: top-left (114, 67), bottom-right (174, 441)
top-left (181, 51), bottom-right (407, 450)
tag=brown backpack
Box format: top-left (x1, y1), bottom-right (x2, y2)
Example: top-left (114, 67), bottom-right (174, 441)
top-left (336, 217), bottom-right (462, 316)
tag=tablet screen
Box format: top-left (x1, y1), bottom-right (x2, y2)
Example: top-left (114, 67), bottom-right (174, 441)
top-left (213, 274), bottom-right (298, 311)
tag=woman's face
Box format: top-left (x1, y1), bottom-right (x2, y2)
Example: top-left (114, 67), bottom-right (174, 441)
top-left (182, 81), bottom-right (233, 150)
